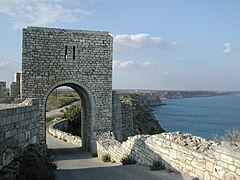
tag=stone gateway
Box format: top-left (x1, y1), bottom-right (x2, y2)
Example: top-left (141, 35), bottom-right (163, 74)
top-left (22, 27), bottom-right (113, 153)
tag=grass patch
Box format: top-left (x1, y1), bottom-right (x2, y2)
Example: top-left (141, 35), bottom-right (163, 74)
top-left (102, 154), bottom-right (111, 162)
top-left (150, 161), bottom-right (165, 171)
top-left (121, 156), bottom-right (136, 165)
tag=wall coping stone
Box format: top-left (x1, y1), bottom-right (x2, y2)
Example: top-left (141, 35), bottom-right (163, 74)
top-left (25, 26), bottom-right (110, 36)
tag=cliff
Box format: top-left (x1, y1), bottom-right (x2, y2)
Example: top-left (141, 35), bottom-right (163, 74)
top-left (118, 91), bottom-right (165, 108)
top-left (118, 92), bottom-right (165, 135)
top-left (155, 90), bottom-right (233, 99)
top-left (116, 89), bottom-right (234, 100)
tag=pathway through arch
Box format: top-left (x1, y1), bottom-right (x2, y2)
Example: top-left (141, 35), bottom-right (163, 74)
top-left (47, 133), bottom-right (192, 180)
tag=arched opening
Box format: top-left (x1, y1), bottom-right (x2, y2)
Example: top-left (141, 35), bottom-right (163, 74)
top-left (44, 82), bottom-right (93, 152)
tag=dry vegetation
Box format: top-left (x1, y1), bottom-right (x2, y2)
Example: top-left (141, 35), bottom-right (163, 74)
top-left (46, 89), bottom-right (80, 111)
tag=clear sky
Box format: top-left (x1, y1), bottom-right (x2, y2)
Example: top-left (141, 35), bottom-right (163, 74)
top-left (0, 0), bottom-right (240, 90)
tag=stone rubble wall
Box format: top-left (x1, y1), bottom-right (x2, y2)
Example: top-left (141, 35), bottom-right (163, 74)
top-left (48, 119), bottom-right (82, 146)
top-left (97, 132), bottom-right (240, 180)
top-left (112, 91), bottom-right (134, 141)
top-left (0, 98), bottom-right (40, 169)
top-left (112, 91), bottom-right (123, 141)
top-left (121, 102), bottom-right (134, 140)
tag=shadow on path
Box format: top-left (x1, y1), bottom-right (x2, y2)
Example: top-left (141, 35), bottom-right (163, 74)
top-left (47, 133), bottom-right (193, 180)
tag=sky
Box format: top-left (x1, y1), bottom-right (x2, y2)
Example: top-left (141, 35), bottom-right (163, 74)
top-left (0, 0), bottom-right (240, 91)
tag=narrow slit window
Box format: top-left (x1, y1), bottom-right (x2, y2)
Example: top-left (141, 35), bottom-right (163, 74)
top-left (73, 46), bottom-right (75, 60)
top-left (65, 45), bottom-right (68, 60)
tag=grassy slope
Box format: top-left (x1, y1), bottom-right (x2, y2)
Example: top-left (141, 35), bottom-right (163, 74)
top-left (46, 90), bottom-right (80, 112)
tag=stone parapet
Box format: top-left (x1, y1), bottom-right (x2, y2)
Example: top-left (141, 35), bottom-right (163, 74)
top-left (48, 119), bottom-right (82, 146)
top-left (97, 131), bottom-right (240, 180)
top-left (0, 98), bottom-right (40, 169)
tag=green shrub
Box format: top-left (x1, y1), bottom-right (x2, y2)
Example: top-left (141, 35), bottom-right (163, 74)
top-left (121, 156), bottom-right (136, 165)
top-left (61, 104), bottom-right (81, 136)
top-left (150, 161), bottom-right (165, 171)
top-left (102, 155), bottom-right (111, 162)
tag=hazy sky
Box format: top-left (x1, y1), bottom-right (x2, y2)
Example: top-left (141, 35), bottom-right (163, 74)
top-left (0, 0), bottom-right (240, 90)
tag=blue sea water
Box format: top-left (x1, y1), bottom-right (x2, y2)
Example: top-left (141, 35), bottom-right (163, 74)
top-left (153, 94), bottom-right (240, 140)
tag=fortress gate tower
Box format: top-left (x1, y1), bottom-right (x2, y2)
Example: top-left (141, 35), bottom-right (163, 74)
top-left (22, 27), bottom-right (113, 153)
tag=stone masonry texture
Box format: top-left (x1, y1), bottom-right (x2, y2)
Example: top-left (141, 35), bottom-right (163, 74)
top-left (97, 132), bottom-right (240, 180)
top-left (22, 26), bottom-right (113, 153)
top-left (0, 99), bottom-right (39, 169)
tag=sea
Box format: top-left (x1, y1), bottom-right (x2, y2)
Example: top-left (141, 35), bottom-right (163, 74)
top-left (153, 94), bottom-right (240, 140)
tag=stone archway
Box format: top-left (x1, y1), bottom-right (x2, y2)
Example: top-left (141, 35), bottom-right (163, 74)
top-left (44, 80), bottom-right (94, 151)
top-left (21, 26), bottom-right (113, 153)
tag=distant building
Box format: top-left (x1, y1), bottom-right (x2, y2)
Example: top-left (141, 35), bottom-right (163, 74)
top-left (10, 72), bottom-right (22, 98)
top-left (0, 81), bottom-right (7, 97)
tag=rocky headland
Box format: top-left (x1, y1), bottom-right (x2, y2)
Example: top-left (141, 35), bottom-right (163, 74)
top-left (118, 92), bottom-right (165, 135)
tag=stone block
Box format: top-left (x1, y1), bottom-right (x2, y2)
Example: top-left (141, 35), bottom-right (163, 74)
top-left (3, 148), bottom-right (14, 166)
top-left (191, 158), bottom-right (205, 169)
top-left (204, 171), bottom-right (210, 180)
top-left (212, 165), bottom-right (224, 179)
top-left (221, 154), bottom-right (233, 164)
top-left (5, 131), bottom-right (11, 139)
top-left (236, 169), bottom-right (240, 176)
top-left (217, 160), bottom-right (228, 169)
top-left (228, 164), bottom-right (236, 172)
top-left (234, 159), bottom-right (240, 167)
top-left (194, 168), bottom-right (204, 179)
top-left (224, 171), bottom-right (240, 180)
top-left (206, 161), bottom-right (213, 172)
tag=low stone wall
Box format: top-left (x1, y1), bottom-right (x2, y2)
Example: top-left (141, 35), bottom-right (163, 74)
top-left (48, 119), bottom-right (82, 146)
top-left (0, 98), bottom-right (40, 169)
top-left (97, 132), bottom-right (240, 180)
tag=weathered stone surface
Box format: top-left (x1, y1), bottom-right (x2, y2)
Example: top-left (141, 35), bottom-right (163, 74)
top-left (22, 26), bottom-right (113, 153)
top-left (3, 149), bottom-right (14, 167)
top-left (206, 162), bottom-right (213, 172)
top-left (0, 99), bottom-right (39, 169)
top-left (221, 153), bottom-right (234, 164)
top-left (48, 119), bottom-right (82, 146)
top-left (97, 131), bottom-right (240, 180)
top-left (224, 171), bottom-right (240, 180)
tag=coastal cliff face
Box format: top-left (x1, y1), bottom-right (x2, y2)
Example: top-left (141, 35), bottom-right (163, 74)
top-left (156, 90), bottom-right (232, 99)
top-left (116, 89), bottom-right (234, 100)
top-left (119, 92), bottom-right (164, 107)
top-left (118, 92), bottom-right (165, 135)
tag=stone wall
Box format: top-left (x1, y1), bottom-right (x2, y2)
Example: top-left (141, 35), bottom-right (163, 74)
top-left (112, 91), bottom-right (123, 141)
top-left (121, 102), bottom-right (133, 140)
top-left (22, 26), bottom-right (113, 153)
top-left (0, 99), bottom-right (40, 169)
top-left (112, 91), bottom-right (133, 141)
top-left (48, 119), bottom-right (82, 146)
top-left (97, 132), bottom-right (240, 180)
